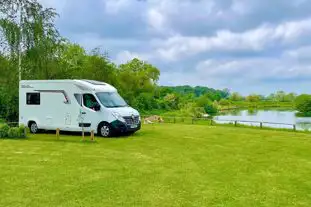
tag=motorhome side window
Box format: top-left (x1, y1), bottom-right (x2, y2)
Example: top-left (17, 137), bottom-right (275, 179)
top-left (74, 94), bottom-right (82, 106)
top-left (26, 93), bottom-right (40, 105)
top-left (83, 94), bottom-right (98, 110)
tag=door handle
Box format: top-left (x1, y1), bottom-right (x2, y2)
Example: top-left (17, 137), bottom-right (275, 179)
top-left (81, 112), bottom-right (86, 115)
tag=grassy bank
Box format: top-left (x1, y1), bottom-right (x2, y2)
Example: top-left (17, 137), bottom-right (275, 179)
top-left (1, 124), bottom-right (311, 206)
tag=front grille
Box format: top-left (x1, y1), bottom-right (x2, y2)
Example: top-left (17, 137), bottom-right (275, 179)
top-left (123, 116), bottom-right (140, 125)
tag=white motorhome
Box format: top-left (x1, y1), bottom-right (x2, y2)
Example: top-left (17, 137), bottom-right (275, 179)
top-left (19, 80), bottom-right (141, 137)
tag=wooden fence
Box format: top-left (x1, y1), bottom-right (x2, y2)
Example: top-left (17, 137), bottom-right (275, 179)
top-left (142, 116), bottom-right (297, 131)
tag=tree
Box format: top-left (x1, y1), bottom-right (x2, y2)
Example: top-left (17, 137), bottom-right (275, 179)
top-left (284, 93), bottom-right (297, 102)
top-left (180, 103), bottom-right (205, 118)
top-left (295, 95), bottom-right (311, 114)
top-left (266, 93), bottom-right (276, 101)
top-left (204, 104), bottom-right (218, 115)
top-left (163, 93), bottom-right (179, 110)
top-left (246, 94), bottom-right (260, 102)
top-left (195, 95), bottom-right (218, 115)
top-left (132, 92), bottom-right (157, 111)
top-left (219, 99), bottom-right (231, 106)
top-left (1, 0), bottom-right (60, 79)
top-left (196, 95), bottom-right (212, 107)
top-left (117, 58), bottom-right (160, 104)
top-left (230, 92), bottom-right (243, 101)
top-left (275, 91), bottom-right (286, 102)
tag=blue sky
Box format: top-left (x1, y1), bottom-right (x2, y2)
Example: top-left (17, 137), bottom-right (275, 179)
top-left (40, 0), bottom-right (311, 95)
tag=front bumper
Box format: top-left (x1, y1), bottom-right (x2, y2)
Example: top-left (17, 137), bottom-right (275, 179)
top-left (111, 120), bottom-right (141, 134)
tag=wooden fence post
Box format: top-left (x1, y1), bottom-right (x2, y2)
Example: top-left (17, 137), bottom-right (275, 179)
top-left (90, 130), bottom-right (95, 141)
top-left (235, 121), bottom-right (237, 127)
top-left (293, 125), bottom-right (296, 131)
top-left (260, 122), bottom-right (263, 129)
top-left (56, 128), bottom-right (60, 140)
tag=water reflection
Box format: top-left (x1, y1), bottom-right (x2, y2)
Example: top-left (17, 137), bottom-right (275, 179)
top-left (215, 109), bottom-right (311, 131)
top-left (247, 109), bottom-right (257, 115)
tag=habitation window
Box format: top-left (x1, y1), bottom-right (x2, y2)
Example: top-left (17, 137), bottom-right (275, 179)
top-left (26, 93), bottom-right (40, 105)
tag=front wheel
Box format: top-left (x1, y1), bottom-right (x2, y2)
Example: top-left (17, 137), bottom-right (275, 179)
top-left (99, 123), bottom-right (112, 137)
top-left (29, 122), bottom-right (38, 134)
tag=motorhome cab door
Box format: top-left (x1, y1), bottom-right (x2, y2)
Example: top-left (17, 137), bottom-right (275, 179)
top-left (80, 93), bottom-right (101, 130)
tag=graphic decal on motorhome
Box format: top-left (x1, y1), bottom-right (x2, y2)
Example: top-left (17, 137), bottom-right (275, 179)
top-left (21, 84), bottom-right (33, 88)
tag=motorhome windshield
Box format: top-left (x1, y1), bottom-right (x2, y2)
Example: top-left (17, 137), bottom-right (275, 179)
top-left (96, 92), bottom-right (127, 108)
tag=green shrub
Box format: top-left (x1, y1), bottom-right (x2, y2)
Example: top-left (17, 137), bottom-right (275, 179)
top-left (8, 127), bottom-right (21, 138)
top-left (0, 123), bottom-right (10, 138)
top-left (204, 104), bottom-right (218, 115)
top-left (18, 124), bottom-right (27, 138)
top-left (295, 94), bottom-right (311, 114)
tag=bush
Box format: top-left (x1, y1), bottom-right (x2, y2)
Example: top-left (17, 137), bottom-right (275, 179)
top-left (19, 124), bottom-right (27, 138)
top-left (8, 127), bottom-right (20, 138)
top-left (204, 104), bottom-right (218, 115)
top-left (0, 123), bottom-right (10, 138)
top-left (295, 94), bottom-right (311, 114)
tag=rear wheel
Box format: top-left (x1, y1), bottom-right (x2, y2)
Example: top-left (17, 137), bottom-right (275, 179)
top-left (29, 122), bottom-right (38, 134)
top-left (98, 123), bottom-right (112, 137)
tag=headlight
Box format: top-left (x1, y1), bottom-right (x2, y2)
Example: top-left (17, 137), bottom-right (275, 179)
top-left (112, 112), bottom-right (125, 122)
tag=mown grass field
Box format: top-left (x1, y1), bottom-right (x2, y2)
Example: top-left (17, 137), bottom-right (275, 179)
top-left (1, 124), bottom-right (311, 207)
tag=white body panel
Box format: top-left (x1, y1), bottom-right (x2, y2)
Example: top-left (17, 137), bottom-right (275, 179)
top-left (19, 80), bottom-right (140, 134)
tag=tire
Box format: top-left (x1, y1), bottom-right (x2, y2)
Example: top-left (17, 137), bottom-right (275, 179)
top-left (29, 122), bottom-right (38, 134)
top-left (98, 123), bottom-right (113, 137)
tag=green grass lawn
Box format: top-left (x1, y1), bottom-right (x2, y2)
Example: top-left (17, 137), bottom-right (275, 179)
top-left (1, 124), bottom-right (311, 207)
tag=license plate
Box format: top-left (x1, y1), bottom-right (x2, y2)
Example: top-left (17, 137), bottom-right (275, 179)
top-left (130, 125), bottom-right (137, 128)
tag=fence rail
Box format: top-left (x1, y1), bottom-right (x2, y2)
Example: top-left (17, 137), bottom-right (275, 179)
top-left (142, 116), bottom-right (297, 131)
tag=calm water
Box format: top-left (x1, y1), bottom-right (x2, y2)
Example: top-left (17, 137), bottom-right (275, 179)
top-left (215, 109), bottom-right (311, 131)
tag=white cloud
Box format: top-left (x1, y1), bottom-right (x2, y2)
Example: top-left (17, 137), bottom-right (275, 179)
top-left (146, 8), bottom-right (167, 33)
top-left (38, 0), bottom-right (311, 94)
top-left (115, 50), bottom-right (149, 64)
top-left (159, 52), bottom-right (311, 94)
top-left (193, 51), bottom-right (311, 91)
top-left (103, 0), bottom-right (131, 14)
top-left (154, 17), bottom-right (311, 61)
top-left (196, 56), bottom-right (311, 80)
top-left (231, 0), bottom-right (251, 15)
top-left (283, 46), bottom-right (311, 60)
top-left (71, 33), bottom-right (142, 52)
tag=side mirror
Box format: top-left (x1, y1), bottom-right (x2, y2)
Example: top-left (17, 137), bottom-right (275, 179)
top-left (94, 103), bottom-right (101, 111)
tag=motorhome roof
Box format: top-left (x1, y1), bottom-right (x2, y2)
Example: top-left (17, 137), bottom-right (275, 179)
top-left (20, 79), bottom-right (117, 92)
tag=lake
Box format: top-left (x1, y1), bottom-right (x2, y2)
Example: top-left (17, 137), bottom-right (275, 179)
top-left (215, 109), bottom-right (311, 131)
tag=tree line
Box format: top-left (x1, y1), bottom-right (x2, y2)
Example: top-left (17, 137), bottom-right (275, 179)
top-left (0, 0), bottom-right (309, 121)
